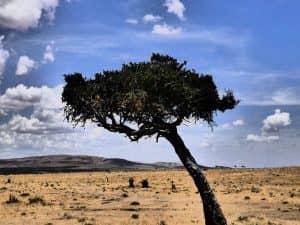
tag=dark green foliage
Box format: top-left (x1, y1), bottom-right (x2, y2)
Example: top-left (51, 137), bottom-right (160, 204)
top-left (62, 53), bottom-right (238, 141)
top-left (128, 177), bottom-right (135, 188)
top-left (141, 179), bottom-right (149, 188)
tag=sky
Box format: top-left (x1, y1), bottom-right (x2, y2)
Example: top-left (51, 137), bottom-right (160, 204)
top-left (0, 0), bottom-right (299, 167)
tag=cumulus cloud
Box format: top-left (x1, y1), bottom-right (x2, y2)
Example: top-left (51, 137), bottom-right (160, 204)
top-left (246, 134), bottom-right (279, 143)
top-left (42, 41), bottom-right (55, 63)
top-left (0, 84), bottom-right (62, 115)
top-left (1, 113), bottom-right (71, 135)
top-left (246, 109), bottom-right (291, 143)
top-left (143, 14), bottom-right (162, 23)
top-left (0, 83), bottom-right (105, 152)
top-left (218, 119), bottom-right (245, 129)
top-left (16, 55), bottom-right (37, 75)
top-left (0, 0), bottom-right (59, 31)
top-left (152, 23), bottom-right (182, 36)
top-left (164, 0), bottom-right (185, 21)
top-left (0, 35), bottom-right (10, 79)
top-left (0, 131), bottom-right (14, 145)
top-left (233, 119), bottom-right (245, 126)
top-left (262, 109), bottom-right (291, 133)
top-left (0, 83), bottom-right (78, 150)
top-left (125, 18), bottom-right (138, 25)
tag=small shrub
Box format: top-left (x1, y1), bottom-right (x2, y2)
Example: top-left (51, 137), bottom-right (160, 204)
top-left (141, 179), bottom-right (149, 188)
top-left (78, 218), bottom-right (86, 223)
top-left (122, 193), bottom-right (129, 198)
top-left (171, 181), bottom-right (177, 192)
top-left (129, 177), bottom-right (135, 188)
top-left (130, 201), bottom-right (140, 206)
top-left (63, 213), bottom-right (73, 219)
top-left (159, 220), bottom-right (167, 225)
top-left (20, 193), bottom-right (30, 197)
top-left (267, 221), bottom-right (277, 225)
top-left (251, 186), bottom-right (261, 193)
top-left (6, 194), bottom-right (19, 204)
top-left (131, 214), bottom-right (139, 219)
top-left (237, 216), bottom-right (248, 221)
top-left (28, 196), bottom-right (45, 205)
top-left (0, 187), bottom-right (7, 191)
top-left (244, 196), bottom-right (250, 200)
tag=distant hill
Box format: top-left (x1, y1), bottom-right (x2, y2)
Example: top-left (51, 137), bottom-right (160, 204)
top-left (0, 155), bottom-right (196, 174)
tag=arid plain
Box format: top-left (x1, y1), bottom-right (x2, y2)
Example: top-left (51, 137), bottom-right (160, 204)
top-left (0, 168), bottom-right (299, 225)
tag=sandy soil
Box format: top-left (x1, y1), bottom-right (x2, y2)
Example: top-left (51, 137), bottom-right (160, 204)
top-left (0, 167), bottom-right (299, 225)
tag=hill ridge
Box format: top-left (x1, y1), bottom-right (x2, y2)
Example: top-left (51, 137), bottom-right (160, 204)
top-left (0, 154), bottom-right (190, 174)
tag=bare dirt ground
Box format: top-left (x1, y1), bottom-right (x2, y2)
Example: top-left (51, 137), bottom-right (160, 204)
top-left (0, 168), bottom-right (299, 225)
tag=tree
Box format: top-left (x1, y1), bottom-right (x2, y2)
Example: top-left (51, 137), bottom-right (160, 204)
top-left (62, 53), bottom-right (239, 225)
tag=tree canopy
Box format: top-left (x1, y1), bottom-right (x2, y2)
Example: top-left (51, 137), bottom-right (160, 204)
top-left (62, 53), bottom-right (239, 141)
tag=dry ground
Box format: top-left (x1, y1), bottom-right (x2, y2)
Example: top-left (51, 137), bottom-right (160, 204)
top-left (0, 168), bottom-right (299, 225)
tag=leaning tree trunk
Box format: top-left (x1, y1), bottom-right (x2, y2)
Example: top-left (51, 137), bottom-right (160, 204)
top-left (164, 128), bottom-right (227, 225)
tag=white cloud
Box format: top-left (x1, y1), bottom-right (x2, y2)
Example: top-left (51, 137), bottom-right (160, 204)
top-left (233, 119), bottom-right (245, 126)
top-left (0, 35), bottom-right (10, 79)
top-left (0, 84), bottom-right (62, 115)
top-left (0, 86), bottom-right (74, 136)
top-left (1, 113), bottom-right (71, 135)
top-left (0, 0), bottom-right (59, 31)
top-left (199, 141), bottom-right (211, 148)
top-left (0, 131), bottom-right (14, 145)
top-left (271, 88), bottom-right (300, 105)
top-left (246, 134), bottom-right (279, 143)
top-left (0, 83), bottom-right (77, 149)
top-left (246, 109), bottom-right (291, 143)
top-left (42, 41), bottom-right (55, 63)
top-left (262, 109), bottom-right (291, 133)
top-left (218, 119), bottom-right (245, 129)
top-left (152, 23), bottom-right (182, 36)
top-left (125, 18), bottom-right (138, 25)
top-left (16, 55), bottom-right (37, 75)
top-left (219, 123), bottom-right (231, 129)
top-left (139, 27), bottom-right (249, 49)
top-left (0, 83), bottom-right (106, 152)
top-left (164, 0), bottom-right (185, 21)
top-left (143, 14), bottom-right (162, 23)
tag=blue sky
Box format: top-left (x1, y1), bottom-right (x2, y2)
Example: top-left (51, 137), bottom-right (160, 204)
top-left (0, 0), bottom-right (299, 167)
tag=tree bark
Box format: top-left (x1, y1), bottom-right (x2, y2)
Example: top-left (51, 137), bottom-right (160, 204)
top-left (163, 128), bottom-right (227, 225)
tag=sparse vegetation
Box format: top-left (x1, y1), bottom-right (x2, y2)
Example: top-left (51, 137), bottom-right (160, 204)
top-left (130, 201), bottom-right (140, 206)
top-left (6, 194), bottom-right (19, 204)
top-left (28, 196), bottom-right (45, 205)
top-left (141, 179), bottom-right (149, 188)
top-left (171, 181), bottom-right (177, 192)
top-left (0, 168), bottom-right (299, 225)
top-left (128, 177), bottom-right (134, 188)
top-left (131, 213), bottom-right (139, 219)
top-left (20, 192), bottom-right (30, 197)
top-left (244, 196), bottom-right (250, 200)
